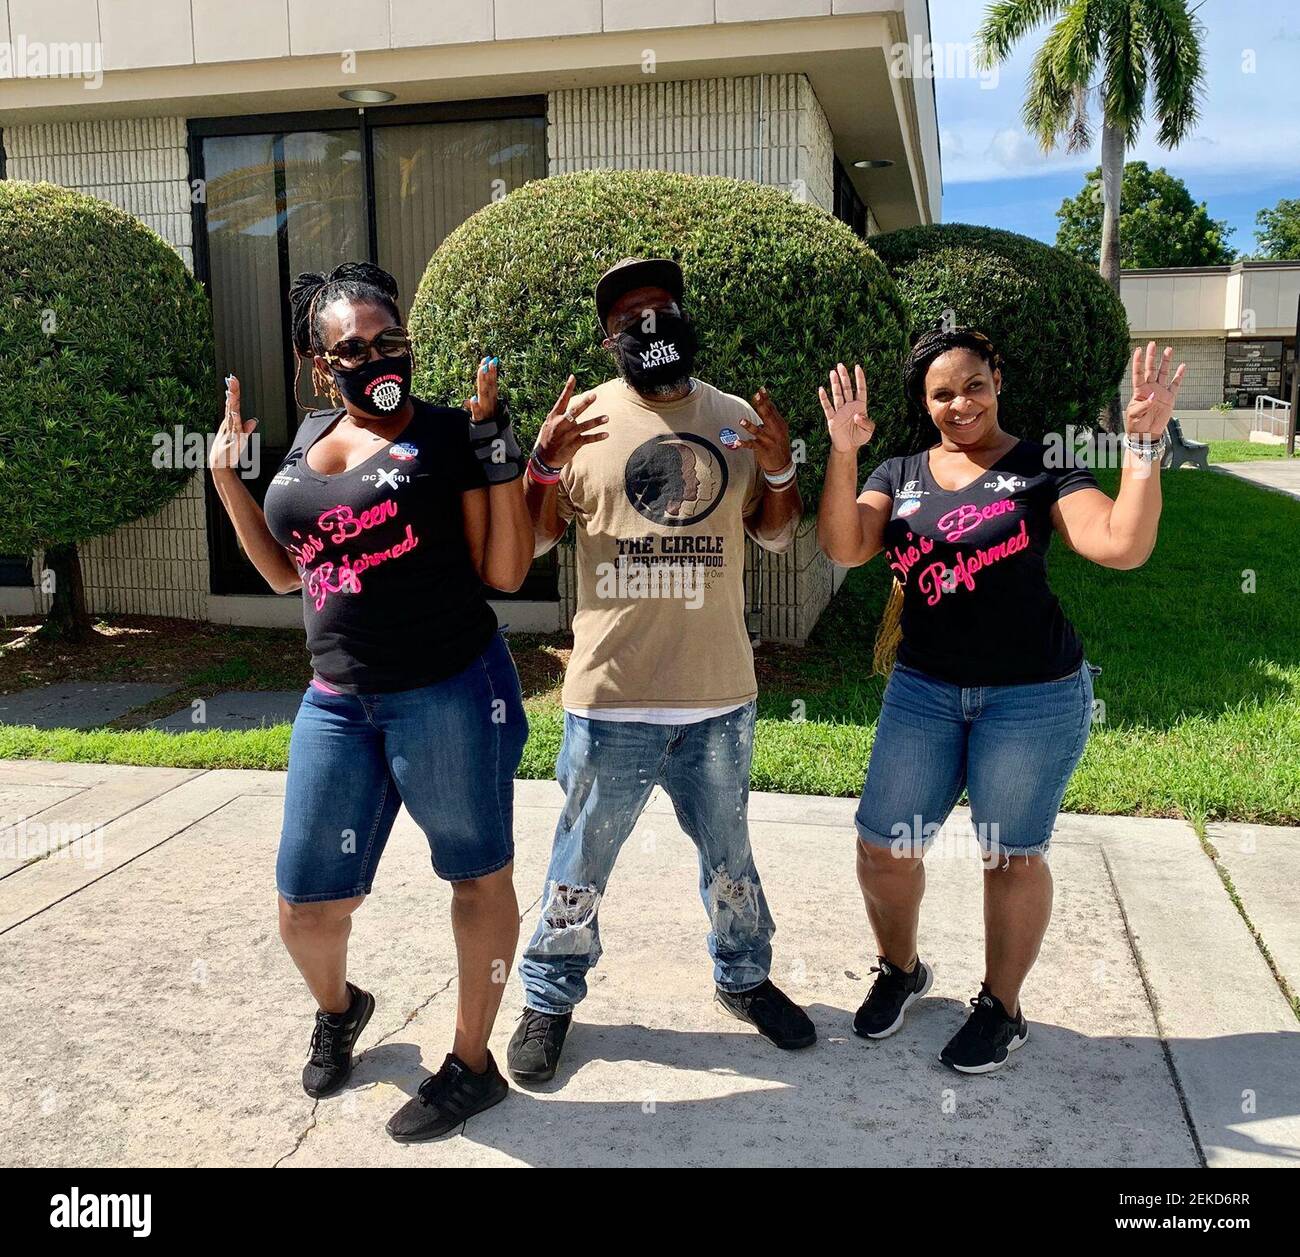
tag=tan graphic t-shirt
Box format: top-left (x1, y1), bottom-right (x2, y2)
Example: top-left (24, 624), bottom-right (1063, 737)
top-left (557, 378), bottom-right (766, 710)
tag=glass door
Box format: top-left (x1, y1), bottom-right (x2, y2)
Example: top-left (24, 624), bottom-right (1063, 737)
top-left (199, 126), bottom-right (365, 595)
top-left (192, 103), bottom-right (547, 598)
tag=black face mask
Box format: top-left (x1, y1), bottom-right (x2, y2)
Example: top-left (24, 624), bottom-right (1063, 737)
top-left (611, 311), bottom-right (698, 395)
top-left (331, 353), bottom-right (413, 417)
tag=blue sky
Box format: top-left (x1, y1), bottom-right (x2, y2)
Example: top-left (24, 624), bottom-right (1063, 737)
top-left (931, 0), bottom-right (1300, 254)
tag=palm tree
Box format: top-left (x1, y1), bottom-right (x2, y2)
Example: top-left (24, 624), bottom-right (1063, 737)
top-left (977, 0), bottom-right (1206, 430)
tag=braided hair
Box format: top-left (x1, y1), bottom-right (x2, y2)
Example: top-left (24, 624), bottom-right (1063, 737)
top-left (902, 325), bottom-right (1002, 422)
top-left (287, 261), bottom-right (403, 359)
top-left (287, 262), bottom-right (404, 409)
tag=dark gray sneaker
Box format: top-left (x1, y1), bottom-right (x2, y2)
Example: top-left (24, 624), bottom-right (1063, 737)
top-left (853, 956), bottom-right (934, 1040)
top-left (301, 982), bottom-right (374, 1098)
top-left (506, 1008), bottom-right (573, 1084)
top-left (940, 986), bottom-right (1029, 1074)
top-left (386, 1052), bottom-right (509, 1142)
top-left (715, 978), bottom-right (816, 1049)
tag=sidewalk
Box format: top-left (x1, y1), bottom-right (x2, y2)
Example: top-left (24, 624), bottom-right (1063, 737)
top-left (0, 760), bottom-right (1297, 1168)
top-left (1214, 458), bottom-right (1300, 501)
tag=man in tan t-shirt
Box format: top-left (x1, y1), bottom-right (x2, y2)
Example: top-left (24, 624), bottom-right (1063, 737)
top-left (507, 257), bottom-right (816, 1084)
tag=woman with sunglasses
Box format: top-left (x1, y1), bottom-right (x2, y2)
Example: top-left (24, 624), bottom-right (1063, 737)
top-left (208, 262), bottom-right (532, 1141)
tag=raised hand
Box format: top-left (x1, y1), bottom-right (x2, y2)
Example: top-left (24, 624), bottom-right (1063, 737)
top-left (467, 355), bottom-right (500, 423)
top-left (209, 375), bottom-right (257, 474)
top-left (1127, 341), bottom-right (1186, 438)
top-left (819, 362), bottom-right (874, 454)
top-left (736, 387), bottom-right (794, 472)
top-left (535, 374), bottom-right (609, 467)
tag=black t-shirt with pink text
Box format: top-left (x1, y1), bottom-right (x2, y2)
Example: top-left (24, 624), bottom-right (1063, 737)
top-left (864, 440), bottom-right (1099, 687)
top-left (264, 400), bottom-right (494, 693)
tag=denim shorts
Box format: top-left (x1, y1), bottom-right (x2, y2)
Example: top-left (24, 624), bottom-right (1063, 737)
top-left (277, 632), bottom-right (528, 902)
top-left (855, 660), bottom-right (1095, 860)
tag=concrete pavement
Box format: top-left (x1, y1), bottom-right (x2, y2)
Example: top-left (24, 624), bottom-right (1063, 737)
top-left (0, 761), bottom-right (1296, 1168)
top-left (1214, 458), bottom-right (1300, 501)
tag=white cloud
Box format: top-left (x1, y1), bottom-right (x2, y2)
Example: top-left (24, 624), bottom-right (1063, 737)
top-left (986, 128), bottom-right (1051, 171)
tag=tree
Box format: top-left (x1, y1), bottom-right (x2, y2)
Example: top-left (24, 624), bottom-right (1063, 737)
top-left (978, 0), bottom-right (1207, 430)
top-left (1253, 198), bottom-right (1300, 261)
top-left (872, 224), bottom-right (1131, 442)
top-left (1056, 161), bottom-right (1234, 266)
top-left (0, 182), bottom-right (216, 640)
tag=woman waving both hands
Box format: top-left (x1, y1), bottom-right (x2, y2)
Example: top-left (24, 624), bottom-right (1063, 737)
top-left (818, 329), bottom-right (1184, 1075)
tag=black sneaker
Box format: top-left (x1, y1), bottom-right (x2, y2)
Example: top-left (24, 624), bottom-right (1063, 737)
top-left (715, 978), bottom-right (816, 1050)
top-left (853, 956), bottom-right (934, 1040)
top-left (506, 1008), bottom-right (573, 1084)
top-left (939, 985), bottom-right (1028, 1074)
top-left (386, 1051), bottom-right (509, 1143)
top-left (301, 982), bottom-right (375, 1098)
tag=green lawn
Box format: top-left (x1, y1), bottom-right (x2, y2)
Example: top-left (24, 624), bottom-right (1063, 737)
top-left (1208, 439), bottom-right (1289, 463)
top-left (2, 466), bottom-right (1297, 823)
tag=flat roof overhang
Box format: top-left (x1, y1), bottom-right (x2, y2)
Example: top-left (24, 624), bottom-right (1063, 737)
top-left (0, 13), bottom-right (938, 230)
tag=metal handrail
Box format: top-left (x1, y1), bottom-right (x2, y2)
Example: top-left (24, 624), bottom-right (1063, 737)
top-left (1253, 395), bottom-right (1291, 437)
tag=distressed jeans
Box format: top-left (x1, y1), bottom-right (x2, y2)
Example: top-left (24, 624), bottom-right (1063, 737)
top-left (518, 701), bottom-right (775, 1015)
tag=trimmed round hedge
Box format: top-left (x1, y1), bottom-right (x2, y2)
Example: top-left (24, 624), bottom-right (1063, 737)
top-left (410, 170), bottom-right (911, 500)
top-left (870, 223), bottom-right (1130, 442)
top-left (0, 180), bottom-right (216, 552)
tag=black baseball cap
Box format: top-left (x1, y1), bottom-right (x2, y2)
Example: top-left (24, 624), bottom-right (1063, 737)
top-left (594, 256), bottom-right (685, 333)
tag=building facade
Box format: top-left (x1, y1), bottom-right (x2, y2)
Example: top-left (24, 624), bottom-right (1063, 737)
top-left (1120, 261), bottom-right (1300, 438)
top-left (0, 1), bottom-right (941, 641)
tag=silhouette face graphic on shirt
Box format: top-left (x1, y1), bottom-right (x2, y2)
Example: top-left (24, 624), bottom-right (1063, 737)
top-left (624, 433), bottom-right (728, 526)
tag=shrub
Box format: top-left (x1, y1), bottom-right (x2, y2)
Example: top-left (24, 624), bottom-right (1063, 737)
top-left (410, 169), bottom-right (911, 503)
top-left (870, 223), bottom-right (1131, 442)
top-left (0, 180), bottom-right (216, 635)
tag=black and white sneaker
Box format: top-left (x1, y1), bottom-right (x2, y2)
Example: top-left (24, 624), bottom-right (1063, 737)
top-left (386, 1051), bottom-right (509, 1142)
top-left (506, 1008), bottom-right (573, 1085)
top-left (715, 978), bottom-right (817, 1050)
top-left (301, 982), bottom-right (375, 1098)
top-left (940, 985), bottom-right (1028, 1074)
top-left (853, 956), bottom-right (934, 1039)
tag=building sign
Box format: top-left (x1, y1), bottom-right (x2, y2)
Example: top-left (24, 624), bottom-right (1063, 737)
top-left (1224, 339), bottom-right (1284, 403)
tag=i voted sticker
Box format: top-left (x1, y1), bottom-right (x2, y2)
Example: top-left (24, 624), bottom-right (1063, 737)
top-left (388, 442), bottom-right (418, 462)
top-left (719, 427), bottom-right (742, 449)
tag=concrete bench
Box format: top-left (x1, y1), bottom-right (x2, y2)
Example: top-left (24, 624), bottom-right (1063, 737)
top-left (1163, 417), bottom-right (1209, 470)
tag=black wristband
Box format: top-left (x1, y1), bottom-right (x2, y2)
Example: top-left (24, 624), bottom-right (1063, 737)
top-left (468, 403), bottom-right (525, 484)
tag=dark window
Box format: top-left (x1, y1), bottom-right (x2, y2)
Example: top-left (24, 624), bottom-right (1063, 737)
top-left (0, 556), bottom-right (32, 587)
top-left (833, 157), bottom-right (869, 238)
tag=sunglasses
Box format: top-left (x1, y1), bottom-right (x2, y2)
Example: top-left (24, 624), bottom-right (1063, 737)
top-left (607, 301), bottom-right (682, 336)
top-left (323, 327), bottom-right (412, 372)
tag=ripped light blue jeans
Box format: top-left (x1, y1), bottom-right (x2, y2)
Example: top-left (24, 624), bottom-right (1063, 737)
top-left (518, 701), bottom-right (775, 1015)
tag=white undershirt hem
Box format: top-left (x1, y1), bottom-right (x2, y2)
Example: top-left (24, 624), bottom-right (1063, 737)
top-left (563, 702), bottom-right (746, 725)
